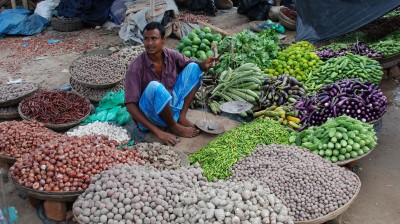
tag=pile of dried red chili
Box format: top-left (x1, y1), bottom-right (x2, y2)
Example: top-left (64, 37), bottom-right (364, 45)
top-left (20, 90), bottom-right (91, 124)
top-left (281, 7), bottom-right (297, 21)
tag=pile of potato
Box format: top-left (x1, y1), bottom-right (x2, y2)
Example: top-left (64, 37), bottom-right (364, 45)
top-left (70, 78), bottom-right (124, 101)
top-left (230, 144), bottom-right (360, 221)
top-left (74, 163), bottom-right (293, 224)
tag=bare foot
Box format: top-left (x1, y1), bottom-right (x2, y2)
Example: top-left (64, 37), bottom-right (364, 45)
top-left (170, 123), bottom-right (199, 138)
top-left (178, 116), bottom-right (195, 127)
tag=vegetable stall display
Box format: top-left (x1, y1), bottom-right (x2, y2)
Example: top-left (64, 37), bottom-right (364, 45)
top-left (19, 90), bottom-right (91, 125)
top-left (254, 106), bottom-right (302, 130)
top-left (259, 74), bottom-right (307, 108)
top-left (209, 63), bottom-right (265, 115)
top-left (176, 26), bottom-right (221, 61)
top-left (264, 41), bottom-right (321, 81)
top-left (314, 42), bottom-right (384, 61)
top-left (230, 144), bottom-right (361, 222)
top-left (289, 116), bottom-right (378, 163)
top-left (9, 135), bottom-right (141, 192)
top-left (214, 29), bottom-right (280, 73)
top-left (295, 79), bottom-right (387, 129)
top-left (0, 121), bottom-right (61, 159)
top-left (370, 30), bottom-right (400, 57)
top-left (73, 164), bottom-right (294, 224)
top-left (189, 118), bottom-right (290, 181)
top-left (305, 54), bottom-right (383, 92)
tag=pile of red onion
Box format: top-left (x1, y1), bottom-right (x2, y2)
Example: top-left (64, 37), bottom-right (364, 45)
top-left (9, 135), bottom-right (141, 192)
top-left (0, 121), bottom-right (60, 158)
top-left (294, 79), bottom-right (387, 130)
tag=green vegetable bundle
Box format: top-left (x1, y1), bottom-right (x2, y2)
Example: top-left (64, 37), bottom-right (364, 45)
top-left (289, 116), bottom-right (377, 163)
top-left (211, 63), bottom-right (265, 105)
top-left (214, 29), bottom-right (280, 74)
top-left (370, 30), bottom-right (400, 57)
top-left (189, 118), bottom-right (290, 181)
top-left (305, 53), bottom-right (383, 92)
top-left (264, 41), bottom-right (321, 81)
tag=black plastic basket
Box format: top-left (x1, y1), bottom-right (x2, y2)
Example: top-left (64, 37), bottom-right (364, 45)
top-left (51, 17), bottom-right (83, 32)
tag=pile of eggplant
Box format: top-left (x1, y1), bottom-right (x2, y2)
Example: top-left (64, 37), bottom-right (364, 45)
top-left (260, 74), bottom-right (306, 108)
top-left (315, 42), bottom-right (384, 61)
top-left (294, 78), bottom-right (387, 130)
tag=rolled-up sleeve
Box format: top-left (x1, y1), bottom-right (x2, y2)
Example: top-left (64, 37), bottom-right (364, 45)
top-left (124, 60), bottom-right (142, 104)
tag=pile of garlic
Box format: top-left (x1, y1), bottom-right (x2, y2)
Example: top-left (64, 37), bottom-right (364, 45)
top-left (66, 121), bottom-right (130, 144)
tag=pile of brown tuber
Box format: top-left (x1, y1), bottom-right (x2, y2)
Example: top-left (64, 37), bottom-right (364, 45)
top-left (70, 78), bottom-right (124, 101)
top-left (73, 163), bottom-right (294, 224)
top-left (0, 82), bottom-right (39, 102)
top-left (9, 135), bottom-right (142, 192)
top-left (229, 144), bottom-right (360, 222)
top-left (134, 142), bottom-right (185, 170)
top-left (0, 121), bottom-right (61, 158)
top-left (70, 55), bottom-right (125, 85)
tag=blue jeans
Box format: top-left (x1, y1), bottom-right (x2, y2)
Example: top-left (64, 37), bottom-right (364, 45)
top-left (138, 63), bottom-right (202, 131)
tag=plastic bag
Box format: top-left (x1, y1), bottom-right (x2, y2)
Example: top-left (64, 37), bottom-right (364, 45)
top-left (258, 20), bottom-right (285, 34)
top-left (98, 90), bottom-right (125, 109)
top-left (34, 0), bottom-right (56, 20)
top-left (105, 106), bottom-right (121, 121)
top-left (115, 107), bottom-right (131, 126)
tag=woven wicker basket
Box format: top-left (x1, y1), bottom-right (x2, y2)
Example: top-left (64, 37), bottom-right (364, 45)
top-left (294, 174), bottom-right (361, 224)
top-left (18, 94), bottom-right (92, 131)
top-left (279, 7), bottom-right (296, 30)
top-left (11, 176), bottom-right (83, 202)
top-left (51, 17), bottom-right (83, 32)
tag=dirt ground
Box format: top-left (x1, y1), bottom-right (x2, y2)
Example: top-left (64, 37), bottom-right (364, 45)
top-left (0, 8), bottom-right (399, 224)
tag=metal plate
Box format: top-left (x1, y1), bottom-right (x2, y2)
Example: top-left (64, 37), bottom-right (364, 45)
top-left (195, 119), bottom-right (225, 135)
top-left (219, 101), bottom-right (253, 114)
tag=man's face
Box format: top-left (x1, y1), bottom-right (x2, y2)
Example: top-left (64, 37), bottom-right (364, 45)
top-left (143, 28), bottom-right (165, 55)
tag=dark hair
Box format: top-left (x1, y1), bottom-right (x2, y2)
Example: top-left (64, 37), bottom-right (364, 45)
top-left (143, 22), bottom-right (165, 38)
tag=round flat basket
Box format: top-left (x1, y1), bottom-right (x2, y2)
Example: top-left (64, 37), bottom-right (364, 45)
top-left (10, 176), bottom-right (83, 202)
top-left (170, 149), bottom-right (189, 167)
top-left (279, 13), bottom-right (296, 31)
top-left (69, 77), bottom-right (125, 103)
top-left (18, 97), bottom-right (92, 131)
top-left (0, 154), bottom-right (17, 164)
top-left (334, 147), bottom-right (375, 166)
top-left (294, 174), bottom-right (361, 224)
top-left (0, 82), bottom-right (40, 107)
top-left (195, 119), bottom-right (225, 135)
top-left (376, 51), bottom-right (400, 64)
top-left (0, 106), bottom-right (20, 119)
top-left (51, 17), bottom-right (83, 32)
top-left (249, 21), bottom-right (265, 32)
top-left (69, 55), bottom-right (125, 89)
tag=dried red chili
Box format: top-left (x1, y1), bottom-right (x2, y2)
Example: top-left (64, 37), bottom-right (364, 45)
top-left (20, 90), bottom-right (91, 124)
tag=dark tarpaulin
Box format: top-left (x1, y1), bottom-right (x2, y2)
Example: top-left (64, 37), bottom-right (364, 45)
top-left (55, 0), bottom-right (114, 26)
top-left (294, 0), bottom-right (400, 43)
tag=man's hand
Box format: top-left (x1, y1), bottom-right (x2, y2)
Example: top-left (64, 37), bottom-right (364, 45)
top-left (204, 57), bottom-right (219, 69)
top-left (155, 131), bottom-right (179, 146)
top-left (197, 57), bottom-right (219, 71)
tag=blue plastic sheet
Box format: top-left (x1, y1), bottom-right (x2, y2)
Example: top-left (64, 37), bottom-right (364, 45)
top-left (294, 0), bottom-right (400, 43)
top-left (0, 9), bottom-right (49, 38)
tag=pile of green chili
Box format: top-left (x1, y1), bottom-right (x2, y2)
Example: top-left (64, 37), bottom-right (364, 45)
top-left (189, 118), bottom-right (291, 181)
